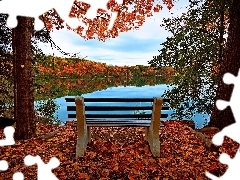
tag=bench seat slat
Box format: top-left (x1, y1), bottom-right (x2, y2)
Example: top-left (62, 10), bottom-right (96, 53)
top-left (85, 119), bottom-right (164, 127)
top-left (88, 120), bottom-right (150, 123)
top-left (65, 97), bottom-right (170, 103)
top-left (68, 114), bottom-right (168, 119)
top-left (87, 124), bottom-right (164, 127)
top-left (88, 114), bottom-right (152, 118)
top-left (86, 118), bottom-right (151, 121)
top-left (69, 120), bottom-right (164, 127)
top-left (87, 120), bottom-right (163, 127)
top-left (87, 124), bottom-right (152, 127)
top-left (67, 106), bottom-right (170, 111)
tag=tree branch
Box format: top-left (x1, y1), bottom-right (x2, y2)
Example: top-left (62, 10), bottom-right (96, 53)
top-left (38, 14), bottom-right (82, 57)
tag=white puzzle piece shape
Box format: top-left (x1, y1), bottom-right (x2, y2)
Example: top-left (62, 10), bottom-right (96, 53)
top-left (206, 149), bottom-right (240, 179)
top-left (78, 0), bottom-right (123, 30)
top-left (0, 0), bottom-right (123, 31)
top-left (24, 155), bottom-right (60, 180)
top-left (0, 160), bottom-right (8, 171)
top-left (0, 0), bottom-right (78, 31)
top-left (0, 126), bottom-right (15, 146)
top-left (13, 172), bottom-right (24, 180)
top-left (206, 68), bottom-right (240, 179)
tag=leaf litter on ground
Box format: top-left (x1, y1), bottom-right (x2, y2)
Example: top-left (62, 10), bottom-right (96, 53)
top-left (0, 120), bottom-right (239, 179)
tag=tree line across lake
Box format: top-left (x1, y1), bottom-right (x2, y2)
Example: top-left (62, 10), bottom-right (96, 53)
top-left (34, 55), bottom-right (177, 78)
top-left (0, 54), bottom-right (175, 120)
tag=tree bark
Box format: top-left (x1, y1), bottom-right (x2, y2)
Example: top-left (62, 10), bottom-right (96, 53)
top-left (12, 17), bottom-right (36, 140)
top-left (208, 0), bottom-right (240, 130)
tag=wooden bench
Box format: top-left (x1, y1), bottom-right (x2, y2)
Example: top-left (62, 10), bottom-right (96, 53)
top-left (65, 97), bottom-right (170, 158)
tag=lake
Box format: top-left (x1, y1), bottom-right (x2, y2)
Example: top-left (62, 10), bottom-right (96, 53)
top-left (53, 84), bottom-right (210, 128)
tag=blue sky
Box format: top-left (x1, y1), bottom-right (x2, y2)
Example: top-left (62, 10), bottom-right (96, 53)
top-left (39, 1), bottom-right (189, 66)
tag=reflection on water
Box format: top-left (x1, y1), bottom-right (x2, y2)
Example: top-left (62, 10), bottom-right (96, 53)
top-left (55, 84), bottom-right (210, 128)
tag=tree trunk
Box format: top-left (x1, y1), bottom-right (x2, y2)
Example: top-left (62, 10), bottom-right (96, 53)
top-left (208, 0), bottom-right (240, 130)
top-left (12, 17), bottom-right (36, 140)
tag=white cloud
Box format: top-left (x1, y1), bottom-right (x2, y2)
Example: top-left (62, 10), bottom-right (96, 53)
top-left (124, 1), bottom-right (189, 40)
top-left (38, 0), bottom-right (189, 66)
top-left (38, 35), bottom-right (158, 66)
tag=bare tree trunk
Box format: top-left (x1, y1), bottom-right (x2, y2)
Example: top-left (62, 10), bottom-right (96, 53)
top-left (208, 0), bottom-right (240, 130)
top-left (13, 16), bottom-right (36, 140)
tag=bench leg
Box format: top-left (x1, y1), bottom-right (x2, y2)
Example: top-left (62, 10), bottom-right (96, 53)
top-left (75, 96), bottom-right (88, 158)
top-left (76, 125), bottom-right (88, 158)
top-left (146, 98), bottom-right (162, 157)
top-left (147, 123), bottom-right (160, 157)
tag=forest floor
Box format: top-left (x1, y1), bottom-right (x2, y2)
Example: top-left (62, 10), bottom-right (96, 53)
top-left (0, 120), bottom-right (239, 180)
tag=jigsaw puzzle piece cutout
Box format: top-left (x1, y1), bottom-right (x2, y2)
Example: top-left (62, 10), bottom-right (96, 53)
top-left (212, 118), bottom-right (240, 146)
top-left (106, 0), bottom-right (123, 30)
top-left (13, 172), bottom-right (24, 180)
top-left (207, 69), bottom-right (240, 179)
top-left (115, 0), bottom-right (123, 4)
top-left (24, 155), bottom-right (60, 180)
top-left (0, 0), bottom-right (79, 31)
top-left (80, 0), bottom-right (123, 30)
top-left (108, 11), bottom-right (118, 30)
top-left (81, 0), bottom-right (109, 19)
top-left (6, 16), bottom-right (18, 29)
top-left (0, 160), bottom-right (8, 171)
top-left (212, 69), bottom-right (240, 145)
top-left (223, 72), bottom-right (236, 85)
top-left (0, 126), bottom-right (15, 146)
top-left (0, 0), bottom-right (124, 31)
top-left (53, 0), bottom-right (79, 29)
top-left (206, 149), bottom-right (240, 179)
top-left (217, 69), bottom-right (240, 120)
top-left (216, 100), bottom-right (230, 111)
top-left (0, 0), bottom-right (52, 30)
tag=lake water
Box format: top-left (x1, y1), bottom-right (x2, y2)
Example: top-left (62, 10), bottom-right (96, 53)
top-left (54, 84), bottom-right (210, 128)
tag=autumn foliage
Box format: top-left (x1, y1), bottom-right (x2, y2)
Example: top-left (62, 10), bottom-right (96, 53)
top-left (42, 0), bottom-right (173, 40)
top-left (0, 120), bottom-right (237, 179)
top-left (35, 56), bottom-right (176, 78)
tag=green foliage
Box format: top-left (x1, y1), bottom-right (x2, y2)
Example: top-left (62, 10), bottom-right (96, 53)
top-left (35, 98), bottom-right (61, 125)
top-left (0, 15), bottom-right (11, 55)
top-left (148, 0), bottom-right (229, 119)
top-left (0, 56), bottom-right (14, 117)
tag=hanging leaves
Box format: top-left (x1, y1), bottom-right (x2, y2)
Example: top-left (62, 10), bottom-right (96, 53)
top-left (42, 0), bottom-right (173, 41)
top-left (162, 0), bottom-right (174, 10)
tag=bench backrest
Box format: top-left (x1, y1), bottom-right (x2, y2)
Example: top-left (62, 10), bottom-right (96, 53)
top-left (65, 97), bottom-right (170, 121)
